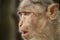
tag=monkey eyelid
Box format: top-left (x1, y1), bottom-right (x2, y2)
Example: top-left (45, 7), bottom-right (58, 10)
top-left (17, 11), bottom-right (32, 16)
top-left (23, 12), bottom-right (31, 14)
top-left (23, 12), bottom-right (32, 15)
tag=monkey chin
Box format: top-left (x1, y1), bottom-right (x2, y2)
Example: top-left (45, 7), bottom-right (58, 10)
top-left (22, 33), bottom-right (49, 40)
top-left (23, 36), bottom-right (39, 40)
top-left (22, 33), bottom-right (43, 40)
top-left (23, 36), bottom-right (43, 40)
top-left (22, 33), bottom-right (30, 40)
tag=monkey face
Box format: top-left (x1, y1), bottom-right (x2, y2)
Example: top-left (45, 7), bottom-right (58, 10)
top-left (18, 7), bottom-right (48, 40)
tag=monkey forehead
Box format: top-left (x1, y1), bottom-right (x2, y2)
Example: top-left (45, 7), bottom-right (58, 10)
top-left (18, 0), bottom-right (46, 13)
top-left (18, 5), bottom-right (46, 13)
top-left (19, 8), bottom-right (33, 12)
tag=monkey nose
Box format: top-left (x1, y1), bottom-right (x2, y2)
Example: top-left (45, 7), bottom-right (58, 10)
top-left (19, 21), bottom-right (23, 27)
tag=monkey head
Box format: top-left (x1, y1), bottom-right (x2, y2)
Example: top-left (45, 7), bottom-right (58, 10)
top-left (17, 0), bottom-right (59, 40)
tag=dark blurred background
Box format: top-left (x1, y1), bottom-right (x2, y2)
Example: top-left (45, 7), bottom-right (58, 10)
top-left (0, 0), bottom-right (60, 40)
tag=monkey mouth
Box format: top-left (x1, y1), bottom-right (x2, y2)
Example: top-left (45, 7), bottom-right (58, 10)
top-left (21, 31), bottom-right (29, 37)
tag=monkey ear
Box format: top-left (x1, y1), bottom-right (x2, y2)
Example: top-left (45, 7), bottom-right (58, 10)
top-left (47, 3), bottom-right (59, 20)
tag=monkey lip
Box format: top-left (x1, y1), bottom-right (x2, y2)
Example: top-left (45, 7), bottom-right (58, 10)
top-left (21, 31), bottom-right (29, 37)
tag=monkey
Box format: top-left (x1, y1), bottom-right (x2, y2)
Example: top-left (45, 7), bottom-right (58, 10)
top-left (17, 0), bottom-right (60, 40)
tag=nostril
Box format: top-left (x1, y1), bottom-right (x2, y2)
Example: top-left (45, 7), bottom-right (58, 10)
top-left (20, 23), bottom-right (23, 27)
top-left (19, 21), bottom-right (23, 27)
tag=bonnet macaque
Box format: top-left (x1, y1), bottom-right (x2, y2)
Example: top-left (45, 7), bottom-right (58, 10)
top-left (17, 0), bottom-right (60, 40)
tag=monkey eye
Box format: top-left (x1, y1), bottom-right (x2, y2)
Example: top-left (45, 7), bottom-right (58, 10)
top-left (17, 12), bottom-right (31, 16)
top-left (17, 12), bottom-right (22, 16)
top-left (23, 12), bottom-right (31, 15)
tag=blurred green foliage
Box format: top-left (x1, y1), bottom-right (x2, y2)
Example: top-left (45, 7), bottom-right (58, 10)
top-left (0, 0), bottom-right (16, 40)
